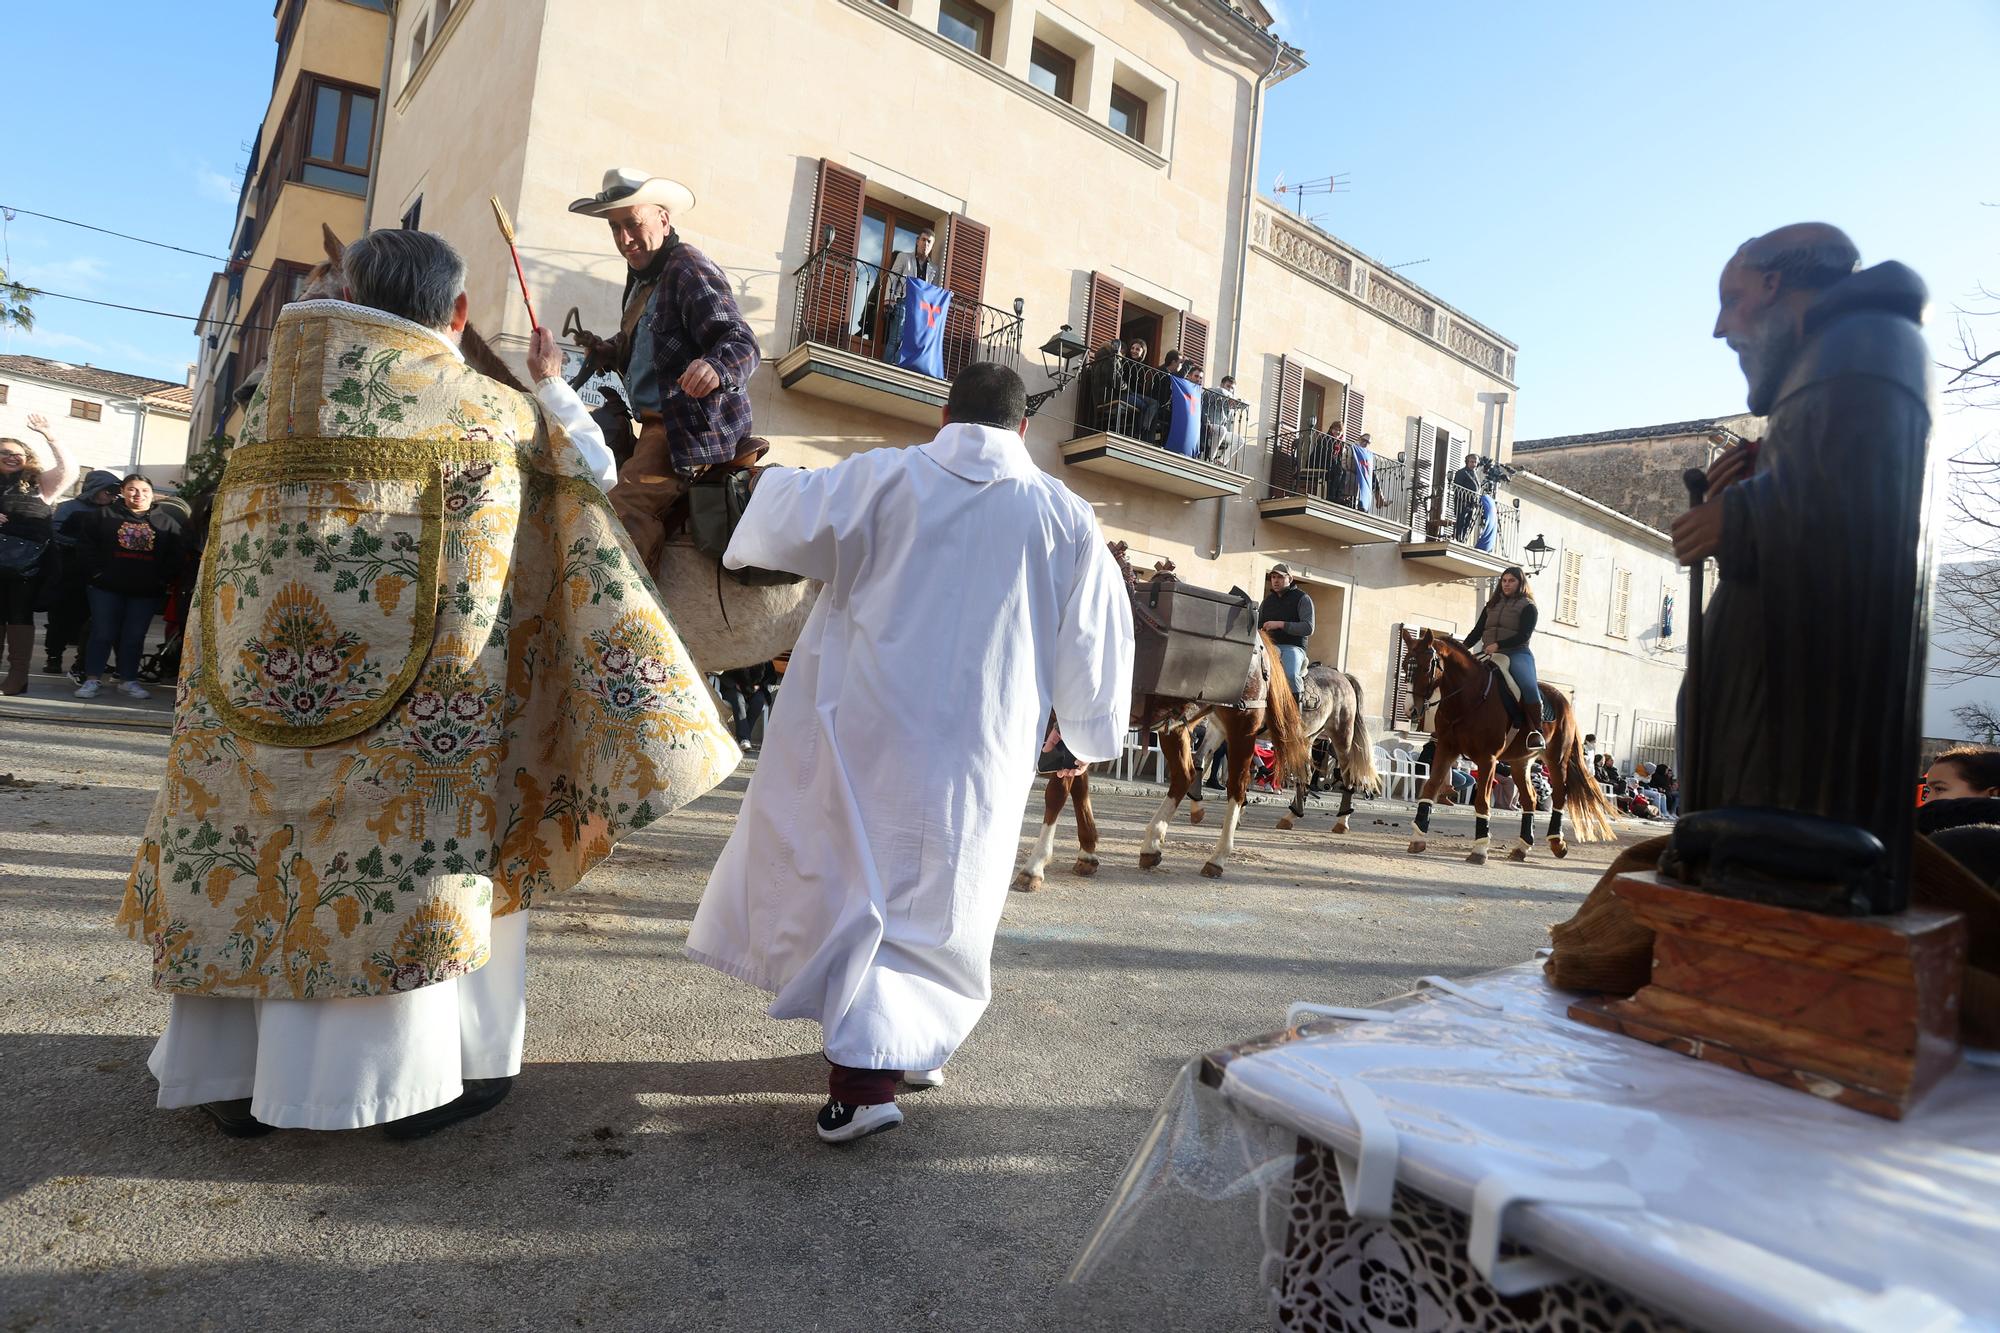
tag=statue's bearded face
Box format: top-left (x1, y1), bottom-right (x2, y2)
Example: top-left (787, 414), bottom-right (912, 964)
top-left (1714, 259), bottom-right (1797, 413)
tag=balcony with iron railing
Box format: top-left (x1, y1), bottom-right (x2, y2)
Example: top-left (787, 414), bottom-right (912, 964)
top-left (773, 245), bottom-right (1023, 425)
top-left (1057, 349), bottom-right (1251, 501)
top-left (1257, 428), bottom-right (1409, 545)
top-left (1400, 477), bottom-right (1519, 577)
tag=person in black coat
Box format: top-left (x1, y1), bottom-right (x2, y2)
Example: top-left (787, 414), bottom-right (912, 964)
top-left (67, 474), bottom-right (186, 700)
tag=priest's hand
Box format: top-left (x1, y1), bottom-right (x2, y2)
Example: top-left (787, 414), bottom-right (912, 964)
top-left (679, 358), bottom-right (721, 398)
top-left (527, 327), bottom-right (564, 384)
top-left (1671, 500), bottom-right (1726, 565)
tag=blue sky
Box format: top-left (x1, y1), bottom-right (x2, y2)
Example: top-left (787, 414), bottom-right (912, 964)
top-left (2, 0), bottom-right (1995, 451)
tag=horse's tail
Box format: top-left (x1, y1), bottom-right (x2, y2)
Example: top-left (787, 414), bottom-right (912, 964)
top-left (1340, 672), bottom-right (1382, 797)
top-left (1552, 695), bottom-right (1618, 842)
top-left (1261, 633), bottom-right (1312, 786)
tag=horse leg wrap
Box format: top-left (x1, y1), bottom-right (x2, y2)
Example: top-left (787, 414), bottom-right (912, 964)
top-left (1474, 816), bottom-right (1490, 841)
top-left (1519, 811), bottom-right (1535, 843)
top-left (1414, 800), bottom-right (1433, 834)
top-left (1548, 810), bottom-right (1564, 839)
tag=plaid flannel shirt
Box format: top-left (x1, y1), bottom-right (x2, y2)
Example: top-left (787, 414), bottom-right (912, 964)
top-left (649, 237), bottom-right (760, 471)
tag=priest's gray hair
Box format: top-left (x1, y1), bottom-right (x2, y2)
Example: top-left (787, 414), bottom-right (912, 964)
top-left (342, 229), bottom-right (467, 330)
top-left (1733, 223), bottom-right (1860, 295)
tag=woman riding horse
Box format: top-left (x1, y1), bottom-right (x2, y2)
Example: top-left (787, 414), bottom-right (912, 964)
top-left (1463, 565), bottom-right (1543, 749)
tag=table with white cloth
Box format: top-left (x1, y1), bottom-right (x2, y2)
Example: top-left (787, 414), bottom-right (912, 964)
top-left (1070, 961), bottom-right (2000, 1333)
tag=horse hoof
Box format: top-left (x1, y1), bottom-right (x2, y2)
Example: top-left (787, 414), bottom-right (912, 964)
top-left (1551, 839), bottom-right (1569, 859)
top-left (1275, 814), bottom-right (1295, 831)
top-left (1466, 851), bottom-right (1487, 865)
top-left (1408, 839), bottom-right (1427, 855)
top-left (1010, 872), bottom-right (1043, 894)
top-left (1073, 855), bottom-right (1100, 877)
top-left (1189, 804), bottom-right (1206, 826)
top-left (1332, 817), bottom-right (1349, 835)
top-left (1200, 861), bottom-right (1225, 879)
top-left (1508, 847), bottom-right (1529, 863)
top-left (1138, 851), bottom-right (1163, 870)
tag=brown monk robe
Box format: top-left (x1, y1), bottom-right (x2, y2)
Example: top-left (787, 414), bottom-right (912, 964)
top-left (1669, 224), bottom-right (1934, 912)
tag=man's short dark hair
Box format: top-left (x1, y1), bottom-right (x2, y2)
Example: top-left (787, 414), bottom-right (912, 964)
top-left (946, 362), bottom-right (1028, 428)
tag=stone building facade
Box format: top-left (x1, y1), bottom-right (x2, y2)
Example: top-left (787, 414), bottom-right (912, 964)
top-left (1513, 414), bottom-right (1759, 532)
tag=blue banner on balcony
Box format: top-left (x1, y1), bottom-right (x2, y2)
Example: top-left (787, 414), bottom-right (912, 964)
top-left (1164, 375), bottom-right (1202, 457)
top-left (897, 277), bottom-right (953, 379)
top-left (1350, 443), bottom-right (1375, 512)
top-left (1473, 493), bottom-right (1498, 551)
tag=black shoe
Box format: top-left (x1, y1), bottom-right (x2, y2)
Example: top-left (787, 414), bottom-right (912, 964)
top-left (815, 1096), bottom-right (903, 1144)
top-left (382, 1076), bottom-right (514, 1141)
top-left (42, 657), bottom-right (62, 675)
top-left (200, 1098), bottom-right (274, 1138)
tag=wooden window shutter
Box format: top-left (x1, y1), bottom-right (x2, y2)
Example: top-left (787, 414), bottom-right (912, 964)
top-left (1343, 388), bottom-right (1365, 439)
top-left (940, 212), bottom-right (990, 378)
top-left (1177, 312), bottom-right (1210, 377)
top-left (805, 159), bottom-right (867, 344)
top-left (1407, 417), bottom-right (1432, 530)
top-left (1390, 623), bottom-right (1425, 732)
top-left (1085, 271), bottom-right (1124, 353)
top-left (1267, 355), bottom-right (1306, 495)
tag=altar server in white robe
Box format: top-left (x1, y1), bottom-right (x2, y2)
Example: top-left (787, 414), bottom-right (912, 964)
top-left (687, 361), bottom-right (1134, 1143)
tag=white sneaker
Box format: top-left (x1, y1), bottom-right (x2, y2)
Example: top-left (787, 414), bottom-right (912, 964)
top-left (117, 680), bottom-right (150, 700)
top-left (901, 1067), bottom-right (945, 1090)
top-left (815, 1098), bottom-right (903, 1144)
top-left (74, 679), bottom-right (101, 699)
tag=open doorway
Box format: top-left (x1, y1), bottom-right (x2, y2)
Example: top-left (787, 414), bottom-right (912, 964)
top-left (1118, 305), bottom-right (1164, 364)
top-left (1291, 576), bottom-right (1347, 672)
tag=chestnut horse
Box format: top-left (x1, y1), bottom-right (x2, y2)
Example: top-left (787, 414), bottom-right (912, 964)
top-left (298, 226), bottom-right (812, 673)
top-left (1398, 626), bottom-right (1616, 862)
top-left (1012, 553), bottom-right (1311, 888)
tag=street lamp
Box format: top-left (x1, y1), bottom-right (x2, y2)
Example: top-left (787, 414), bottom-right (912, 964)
top-left (1024, 320), bottom-right (1090, 418)
top-left (1523, 533), bottom-right (1553, 576)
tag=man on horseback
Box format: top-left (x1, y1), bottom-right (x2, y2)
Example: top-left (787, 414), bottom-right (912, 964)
top-left (1462, 566), bottom-right (1544, 750)
top-left (1258, 564), bottom-right (1313, 704)
top-left (568, 167), bottom-right (760, 569)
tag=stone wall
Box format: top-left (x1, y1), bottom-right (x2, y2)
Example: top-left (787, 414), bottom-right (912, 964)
top-left (1516, 413), bottom-right (1758, 532)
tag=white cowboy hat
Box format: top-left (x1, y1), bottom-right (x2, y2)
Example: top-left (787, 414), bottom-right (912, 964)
top-left (567, 167), bottom-right (696, 218)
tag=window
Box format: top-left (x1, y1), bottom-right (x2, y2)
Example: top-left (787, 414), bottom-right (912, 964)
top-left (1109, 84), bottom-right (1148, 143)
top-left (237, 262), bottom-right (313, 373)
top-left (401, 196), bottom-right (424, 231)
top-left (70, 399), bottom-right (102, 422)
top-left (1555, 549), bottom-right (1582, 625)
top-left (1608, 567), bottom-right (1632, 639)
top-left (0, 384), bottom-right (8, 404)
top-left (937, 0), bottom-right (994, 57)
top-left (409, 14), bottom-right (431, 75)
top-left (258, 77), bottom-right (377, 218)
top-left (1028, 40), bottom-right (1076, 102)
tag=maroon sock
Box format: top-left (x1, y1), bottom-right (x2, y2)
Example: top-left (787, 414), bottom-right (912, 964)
top-left (827, 1063), bottom-right (899, 1106)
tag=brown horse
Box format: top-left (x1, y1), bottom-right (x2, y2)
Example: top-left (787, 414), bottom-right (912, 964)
top-left (1398, 626), bottom-right (1616, 862)
top-left (299, 226), bottom-right (814, 673)
top-left (1012, 551), bottom-right (1311, 887)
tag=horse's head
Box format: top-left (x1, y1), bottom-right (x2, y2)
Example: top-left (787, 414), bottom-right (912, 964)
top-left (1402, 627), bottom-right (1446, 707)
top-left (299, 224), bottom-right (347, 301)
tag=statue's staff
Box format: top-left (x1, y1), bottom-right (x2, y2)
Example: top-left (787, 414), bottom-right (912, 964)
top-left (1681, 465), bottom-right (1709, 789)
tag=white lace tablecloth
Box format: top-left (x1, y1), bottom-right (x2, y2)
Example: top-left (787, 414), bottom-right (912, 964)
top-left (1216, 962), bottom-right (2000, 1332)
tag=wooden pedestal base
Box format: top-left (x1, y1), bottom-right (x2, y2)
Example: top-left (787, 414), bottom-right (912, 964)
top-left (1567, 871), bottom-right (1966, 1120)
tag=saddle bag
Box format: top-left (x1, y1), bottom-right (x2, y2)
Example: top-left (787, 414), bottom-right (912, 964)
top-left (1130, 577), bottom-right (1258, 706)
top-left (686, 469), bottom-right (804, 588)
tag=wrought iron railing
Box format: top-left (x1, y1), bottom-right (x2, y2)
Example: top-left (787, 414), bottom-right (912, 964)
top-left (789, 247), bottom-right (1022, 382)
top-left (1408, 478), bottom-right (1517, 558)
top-left (1069, 349), bottom-right (1249, 471)
top-left (1265, 427), bottom-right (1405, 516)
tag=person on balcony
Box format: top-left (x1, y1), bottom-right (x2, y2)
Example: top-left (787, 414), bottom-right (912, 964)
top-left (1451, 451), bottom-right (1483, 541)
top-left (880, 227), bottom-right (939, 366)
top-left (1462, 565), bottom-right (1545, 749)
top-left (568, 167), bottom-right (760, 570)
top-left (1347, 431), bottom-right (1377, 513)
top-left (1258, 564), bottom-right (1313, 702)
top-left (1202, 374), bottom-right (1243, 463)
top-left (1116, 337), bottom-right (1161, 441)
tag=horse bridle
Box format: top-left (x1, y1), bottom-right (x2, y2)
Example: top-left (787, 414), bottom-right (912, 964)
top-left (1406, 636), bottom-right (1478, 728)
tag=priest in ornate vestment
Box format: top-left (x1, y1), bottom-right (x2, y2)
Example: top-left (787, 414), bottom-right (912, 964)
top-left (120, 230), bottom-right (739, 1138)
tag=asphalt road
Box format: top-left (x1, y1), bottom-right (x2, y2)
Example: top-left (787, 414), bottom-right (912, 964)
top-left (0, 719), bottom-right (1648, 1331)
